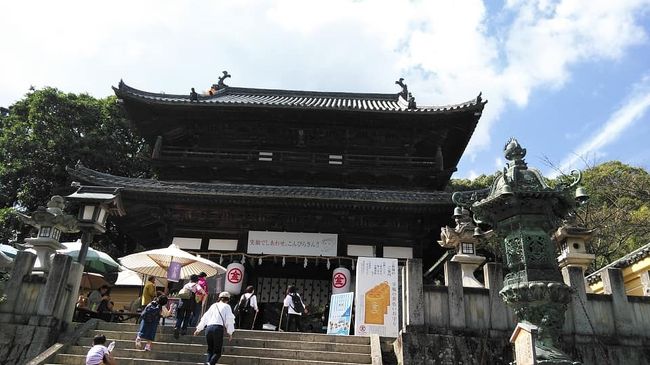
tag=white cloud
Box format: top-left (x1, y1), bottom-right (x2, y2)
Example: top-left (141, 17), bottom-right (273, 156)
top-left (556, 75), bottom-right (650, 174)
top-left (0, 0), bottom-right (649, 164)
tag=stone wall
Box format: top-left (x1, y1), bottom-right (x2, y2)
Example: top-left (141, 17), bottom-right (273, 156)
top-left (397, 260), bottom-right (650, 365)
top-left (0, 251), bottom-right (77, 365)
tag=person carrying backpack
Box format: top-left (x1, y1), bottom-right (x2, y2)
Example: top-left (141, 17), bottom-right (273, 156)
top-left (136, 295), bottom-right (171, 351)
top-left (236, 285), bottom-right (259, 329)
top-left (283, 285), bottom-right (307, 332)
top-left (174, 274), bottom-right (204, 339)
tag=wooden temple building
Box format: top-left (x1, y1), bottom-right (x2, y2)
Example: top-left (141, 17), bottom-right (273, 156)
top-left (67, 75), bottom-right (486, 315)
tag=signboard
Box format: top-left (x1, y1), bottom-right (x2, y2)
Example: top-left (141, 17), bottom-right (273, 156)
top-left (166, 261), bottom-right (181, 282)
top-left (327, 292), bottom-right (354, 336)
top-left (331, 267), bottom-right (351, 294)
top-left (247, 231), bottom-right (337, 256)
top-left (354, 257), bottom-right (399, 337)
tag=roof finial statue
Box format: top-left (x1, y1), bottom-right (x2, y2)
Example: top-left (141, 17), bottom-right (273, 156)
top-left (218, 71), bottom-right (231, 88)
top-left (395, 78), bottom-right (408, 100)
top-left (190, 88), bottom-right (198, 102)
top-left (408, 93), bottom-right (417, 109)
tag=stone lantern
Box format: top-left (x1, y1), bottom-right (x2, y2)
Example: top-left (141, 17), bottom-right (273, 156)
top-left (15, 196), bottom-right (79, 272)
top-left (438, 207), bottom-right (486, 288)
top-left (553, 225), bottom-right (595, 290)
top-left (452, 138), bottom-right (582, 365)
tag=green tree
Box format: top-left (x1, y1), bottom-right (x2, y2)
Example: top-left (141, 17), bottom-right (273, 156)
top-left (0, 88), bottom-right (151, 253)
top-left (572, 161), bottom-right (650, 270)
top-left (446, 173), bottom-right (496, 192)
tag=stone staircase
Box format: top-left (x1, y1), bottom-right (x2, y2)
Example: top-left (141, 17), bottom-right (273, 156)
top-left (44, 321), bottom-right (377, 365)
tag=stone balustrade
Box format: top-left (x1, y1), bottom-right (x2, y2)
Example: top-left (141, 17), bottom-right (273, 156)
top-left (396, 259), bottom-right (650, 364)
top-left (0, 251), bottom-right (82, 365)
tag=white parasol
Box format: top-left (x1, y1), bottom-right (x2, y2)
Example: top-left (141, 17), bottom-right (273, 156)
top-left (118, 244), bottom-right (225, 279)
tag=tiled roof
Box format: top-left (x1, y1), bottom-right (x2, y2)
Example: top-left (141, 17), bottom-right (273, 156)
top-left (586, 242), bottom-right (650, 284)
top-left (67, 164), bottom-right (451, 206)
top-left (114, 81), bottom-right (486, 114)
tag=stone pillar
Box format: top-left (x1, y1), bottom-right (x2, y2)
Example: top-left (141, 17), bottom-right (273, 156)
top-left (484, 262), bottom-right (510, 332)
top-left (566, 266), bottom-right (593, 335)
top-left (601, 267), bottom-right (634, 336)
top-left (444, 261), bottom-right (465, 329)
top-left (404, 259), bottom-right (424, 328)
top-left (62, 262), bottom-right (85, 324)
top-left (0, 251), bottom-right (36, 314)
top-left (36, 254), bottom-right (72, 317)
top-left (640, 271), bottom-right (650, 297)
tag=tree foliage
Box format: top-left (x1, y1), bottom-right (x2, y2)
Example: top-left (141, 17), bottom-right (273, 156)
top-left (572, 161), bottom-right (650, 270)
top-left (0, 88), bottom-right (151, 252)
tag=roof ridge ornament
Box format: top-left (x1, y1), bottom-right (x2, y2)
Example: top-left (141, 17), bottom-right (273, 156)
top-left (209, 71), bottom-right (232, 95)
top-left (395, 78), bottom-right (408, 100)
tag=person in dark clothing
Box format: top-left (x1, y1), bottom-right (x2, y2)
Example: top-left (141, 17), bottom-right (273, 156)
top-left (236, 285), bottom-right (259, 329)
top-left (174, 274), bottom-right (203, 338)
top-left (283, 285), bottom-right (307, 332)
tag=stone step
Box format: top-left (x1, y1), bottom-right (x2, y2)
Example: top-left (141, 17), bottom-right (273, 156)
top-left (79, 336), bottom-right (370, 354)
top-left (96, 321), bottom-right (195, 333)
top-left (50, 353), bottom-right (207, 365)
top-left (50, 353), bottom-right (368, 365)
top-left (66, 343), bottom-right (370, 364)
top-left (66, 345), bottom-right (208, 363)
top-left (223, 345), bottom-right (371, 364)
top-left (232, 329), bottom-right (370, 345)
top-left (88, 328), bottom-right (370, 346)
top-left (77, 337), bottom-right (207, 353)
top-left (218, 355), bottom-right (370, 365)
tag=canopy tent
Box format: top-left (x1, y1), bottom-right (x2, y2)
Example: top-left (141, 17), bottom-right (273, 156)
top-left (58, 240), bottom-right (120, 274)
top-left (119, 244), bottom-right (225, 279)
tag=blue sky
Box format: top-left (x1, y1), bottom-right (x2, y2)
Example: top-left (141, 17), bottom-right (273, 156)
top-left (1, 0), bottom-right (649, 179)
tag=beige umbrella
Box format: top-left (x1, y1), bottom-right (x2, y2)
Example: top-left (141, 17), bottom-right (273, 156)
top-left (118, 244), bottom-right (225, 279)
top-left (80, 272), bottom-right (109, 290)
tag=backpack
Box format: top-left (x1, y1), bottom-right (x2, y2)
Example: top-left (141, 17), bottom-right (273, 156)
top-left (141, 302), bottom-right (161, 323)
top-left (237, 294), bottom-right (252, 315)
top-left (290, 293), bottom-right (304, 313)
top-left (178, 283), bottom-right (195, 300)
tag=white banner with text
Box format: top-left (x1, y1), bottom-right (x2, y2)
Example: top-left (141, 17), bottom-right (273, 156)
top-left (247, 231), bottom-right (338, 256)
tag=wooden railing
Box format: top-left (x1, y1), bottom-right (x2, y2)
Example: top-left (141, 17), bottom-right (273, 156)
top-left (158, 146), bottom-right (439, 169)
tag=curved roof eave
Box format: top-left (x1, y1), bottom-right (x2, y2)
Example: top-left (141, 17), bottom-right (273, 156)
top-left (113, 81), bottom-right (487, 115)
top-left (67, 164), bottom-right (452, 207)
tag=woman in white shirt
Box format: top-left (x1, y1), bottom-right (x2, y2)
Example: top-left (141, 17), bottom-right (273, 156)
top-left (194, 291), bottom-right (236, 365)
top-left (283, 285), bottom-right (306, 332)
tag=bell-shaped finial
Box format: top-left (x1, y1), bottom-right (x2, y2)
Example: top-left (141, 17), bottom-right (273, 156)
top-left (501, 184), bottom-right (514, 196)
top-left (453, 206), bottom-right (464, 218)
top-left (575, 186), bottom-right (589, 204)
top-left (473, 227), bottom-right (484, 238)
